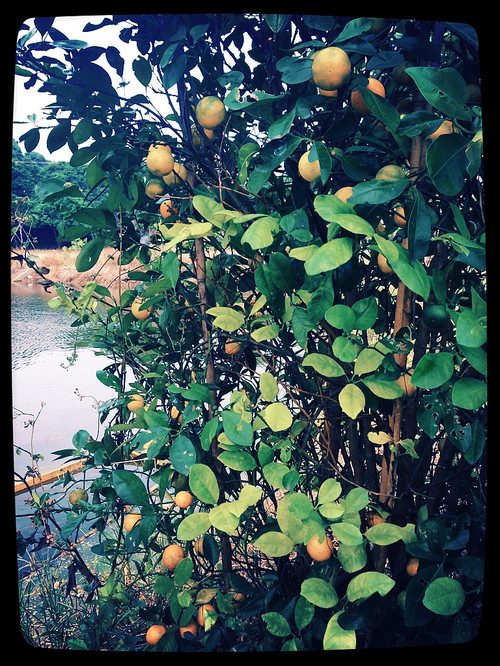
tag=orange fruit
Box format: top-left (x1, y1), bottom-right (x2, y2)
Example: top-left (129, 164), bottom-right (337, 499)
top-left (406, 557), bottom-right (419, 576)
top-left (351, 77), bottom-right (385, 115)
top-left (159, 199), bottom-right (178, 218)
top-left (68, 488), bottom-right (88, 507)
top-left (311, 46), bottom-right (351, 91)
top-left (298, 150), bottom-right (321, 183)
top-left (146, 144), bottom-right (174, 177)
top-left (175, 490), bottom-right (193, 509)
top-left (127, 394), bottom-right (145, 412)
top-left (197, 603), bottom-right (216, 627)
top-left (377, 253), bottom-right (394, 275)
top-left (145, 178), bottom-right (165, 199)
top-left (179, 619), bottom-right (199, 639)
top-left (195, 96), bottom-right (226, 130)
top-left (124, 512), bottom-right (142, 532)
top-left (375, 164), bottom-right (406, 181)
top-left (334, 186), bottom-right (354, 203)
top-left (225, 339), bottom-right (242, 355)
top-left (163, 162), bottom-right (188, 188)
top-left (393, 205), bottom-right (406, 228)
top-left (426, 119), bottom-right (456, 141)
top-left (146, 624), bottom-right (167, 645)
top-left (162, 544), bottom-right (185, 571)
top-left (170, 405), bottom-right (182, 423)
top-left (192, 126), bottom-right (215, 146)
top-left (306, 533), bottom-right (334, 562)
top-left (131, 297), bottom-right (152, 320)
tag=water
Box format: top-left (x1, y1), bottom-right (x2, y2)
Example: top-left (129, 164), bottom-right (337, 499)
top-left (11, 282), bottom-right (116, 537)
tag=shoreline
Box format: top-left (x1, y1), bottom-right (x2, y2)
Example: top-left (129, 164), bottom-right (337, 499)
top-left (11, 246), bottom-right (144, 292)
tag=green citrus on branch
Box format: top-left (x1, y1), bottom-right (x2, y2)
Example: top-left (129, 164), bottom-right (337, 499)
top-left (196, 96), bottom-right (226, 129)
top-left (422, 303), bottom-right (451, 330)
top-left (69, 488), bottom-right (88, 507)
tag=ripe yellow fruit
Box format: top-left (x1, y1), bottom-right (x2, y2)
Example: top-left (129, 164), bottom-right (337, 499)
top-left (406, 557), bottom-right (419, 576)
top-left (146, 144), bottom-right (174, 177)
top-left (393, 205), bottom-right (406, 228)
top-left (175, 490), bottom-right (193, 509)
top-left (298, 150), bottom-right (321, 183)
top-left (351, 77), bottom-right (385, 115)
top-left (179, 619), bottom-right (198, 639)
top-left (131, 297), bottom-right (152, 320)
top-left (127, 394), bottom-right (145, 412)
top-left (425, 119), bottom-right (456, 141)
top-left (397, 370), bottom-right (417, 398)
top-left (124, 512), bottom-right (142, 532)
top-left (334, 186), bottom-right (354, 203)
top-left (162, 543), bottom-right (186, 570)
top-left (163, 162), bottom-right (188, 188)
top-left (69, 488), bottom-right (88, 507)
top-left (306, 533), bottom-right (334, 562)
top-left (377, 253), bottom-right (394, 275)
top-left (146, 624), bottom-right (167, 645)
top-left (196, 96), bottom-right (226, 130)
top-left (225, 339), bottom-right (242, 355)
top-left (311, 46), bottom-right (351, 91)
top-left (375, 164), bottom-right (406, 181)
top-left (145, 178), bottom-right (165, 199)
top-left (197, 603), bottom-right (216, 627)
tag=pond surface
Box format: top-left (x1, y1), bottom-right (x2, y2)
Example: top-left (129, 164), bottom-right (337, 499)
top-left (11, 282), bottom-right (115, 479)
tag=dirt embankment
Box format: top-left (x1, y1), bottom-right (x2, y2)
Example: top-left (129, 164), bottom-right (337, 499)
top-left (11, 247), bottom-right (145, 292)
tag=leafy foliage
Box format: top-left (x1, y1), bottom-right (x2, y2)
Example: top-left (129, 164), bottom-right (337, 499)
top-left (15, 14), bottom-right (486, 651)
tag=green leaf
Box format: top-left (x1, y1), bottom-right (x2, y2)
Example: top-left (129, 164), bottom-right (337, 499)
top-left (451, 378), bottom-right (487, 410)
top-left (325, 304), bottom-right (356, 333)
top-left (253, 531), bottom-right (294, 557)
top-left (349, 178), bottom-right (409, 205)
top-left (177, 512), bottom-right (212, 541)
top-left (262, 612), bottom-right (291, 637)
top-left (259, 372), bottom-right (279, 401)
top-left (300, 578), bottom-right (338, 609)
top-left (426, 133), bottom-right (470, 196)
top-left (268, 109), bottom-right (296, 140)
top-left (405, 66), bottom-right (471, 121)
top-left (364, 522), bottom-right (408, 546)
top-left (209, 502), bottom-right (241, 534)
top-left (217, 450), bottom-right (256, 471)
top-left (132, 56), bottom-right (152, 87)
top-left (160, 252), bottom-right (180, 290)
top-left (170, 435), bottom-right (197, 475)
top-left (304, 237), bottom-right (353, 276)
top-left (323, 612), bottom-right (356, 650)
top-left (362, 375), bottom-right (403, 399)
top-left (262, 403), bottom-right (293, 432)
top-left (111, 470), bottom-right (150, 507)
top-left (337, 542), bottom-right (367, 573)
top-left (339, 383), bottom-right (366, 419)
top-left (206, 306), bottom-right (245, 332)
top-left (422, 577), bottom-right (466, 615)
top-left (75, 236), bottom-right (106, 272)
top-left (302, 353), bottom-right (345, 378)
top-left (188, 463), bottom-right (219, 505)
top-left (241, 215), bottom-right (280, 250)
top-left (251, 324), bottom-right (280, 341)
top-left (222, 410), bottom-right (254, 446)
top-left (346, 571), bottom-right (395, 602)
top-left (411, 352), bottom-right (455, 389)
top-left (317, 478), bottom-right (343, 504)
top-left (456, 308), bottom-right (486, 348)
top-left (331, 522), bottom-right (363, 546)
top-left (351, 296), bottom-right (379, 330)
top-left (354, 348), bottom-right (385, 375)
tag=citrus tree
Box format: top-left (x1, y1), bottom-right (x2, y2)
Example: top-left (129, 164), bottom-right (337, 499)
top-left (15, 14), bottom-right (486, 651)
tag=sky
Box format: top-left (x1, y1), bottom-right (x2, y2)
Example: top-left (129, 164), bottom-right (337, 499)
top-left (13, 15), bottom-right (143, 161)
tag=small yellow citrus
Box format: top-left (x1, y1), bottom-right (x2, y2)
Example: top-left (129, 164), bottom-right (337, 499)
top-left (306, 533), bottom-right (334, 562)
top-left (146, 144), bottom-right (174, 177)
top-left (162, 543), bottom-right (185, 570)
top-left (311, 46), bottom-right (351, 91)
top-left (146, 624), bottom-right (167, 645)
top-left (175, 490), bottom-right (193, 509)
top-left (298, 150), bottom-right (321, 183)
top-left (196, 96), bottom-right (226, 130)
